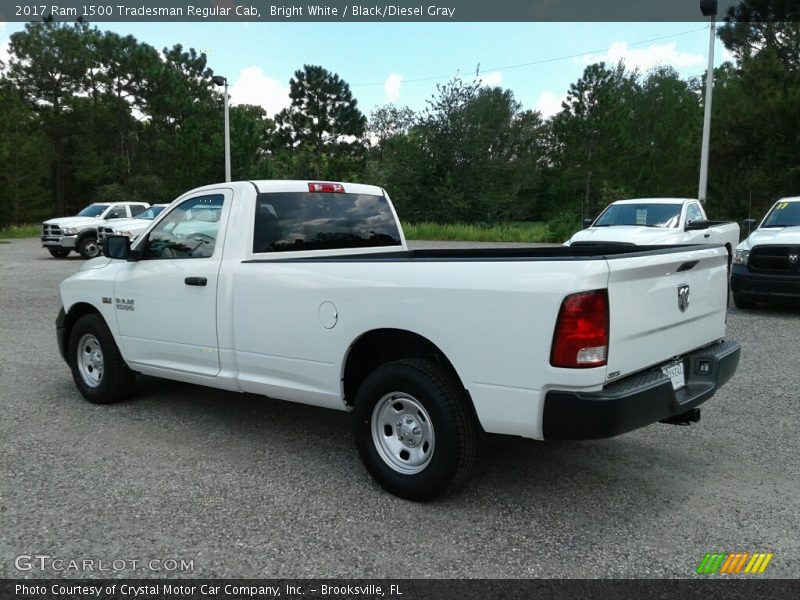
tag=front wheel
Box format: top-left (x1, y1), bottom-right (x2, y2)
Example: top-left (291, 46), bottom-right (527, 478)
top-left (78, 236), bottom-right (100, 259)
top-left (48, 247), bottom-right (71, 258)
top-left (352, 359), bottom-right (477, 501)
top-left (68, 313), bottom-right (134, 404)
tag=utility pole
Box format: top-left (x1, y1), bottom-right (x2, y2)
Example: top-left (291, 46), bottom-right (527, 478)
top-left (698, 0), bottom-right (718, 203)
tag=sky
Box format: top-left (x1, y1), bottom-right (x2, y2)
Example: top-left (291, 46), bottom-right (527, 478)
top-left (0, 20), bottom-right (734, 119)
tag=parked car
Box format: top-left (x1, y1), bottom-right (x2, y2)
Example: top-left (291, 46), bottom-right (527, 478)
top-left (565, 198), bottom-right (740, 256)
top-left (731, 196), bottom-right (800, 308)
top-left (42, 202), bottom-right (150, 259)
top-left (97, 204), bottom-right (170, 252)
top-left (55, 181), bottom-right (739, 500)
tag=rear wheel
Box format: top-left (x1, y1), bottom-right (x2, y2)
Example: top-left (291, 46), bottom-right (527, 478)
top-left (352, 359), bottom-right (477, 501)
top-left (68, 313), bottom-right (134, 404)
top-left (78, 235), bottom-right (100, 259)
top-left (733, 294), bottom-right (755, 310)
top-left (48, 247), bottom-right (71, 258)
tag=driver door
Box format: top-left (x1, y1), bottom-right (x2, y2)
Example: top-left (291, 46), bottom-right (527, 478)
top-left (113, 190), bottom-right (231, 376)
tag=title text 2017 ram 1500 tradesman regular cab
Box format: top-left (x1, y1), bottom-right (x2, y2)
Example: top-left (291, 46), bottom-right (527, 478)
top-left (56, 181), bottom-right (740, 500)
top-left (731, 196), bottom-right (800, 308)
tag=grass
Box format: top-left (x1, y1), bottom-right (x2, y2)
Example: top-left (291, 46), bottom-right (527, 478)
top-left (401, 221), bottom-right (552, 243)
top-left (0, 224), bottom-right (40, 239)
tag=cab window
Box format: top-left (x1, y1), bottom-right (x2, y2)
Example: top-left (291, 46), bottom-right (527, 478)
top-left (686, 203), bottom-right (704, 224)
top-left (252, 192), bottom-right (402, 253)
top-left (106, 206), bottom-right (127, 219)
top-left (143, 195), bottom-right (224, 259)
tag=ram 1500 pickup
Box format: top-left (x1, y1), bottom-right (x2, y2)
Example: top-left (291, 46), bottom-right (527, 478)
top-left (565, 198), bottom-right (740, 255)
top-left (97, 204), bottom-right (170, 252)
top-left (42, 202), bottom-right (151, 259)
top-left (731, 196), bottom-right (800, 308)
top-left (55, 181), bottom-right (740, 500)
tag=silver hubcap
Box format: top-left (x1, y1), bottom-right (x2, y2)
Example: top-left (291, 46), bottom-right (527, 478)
top-left (83, 241), bottom-right (99, 257)
top-left (76, 333), bottom-right (104, 388)
top-left (371, 393), bottom-right (435, 475)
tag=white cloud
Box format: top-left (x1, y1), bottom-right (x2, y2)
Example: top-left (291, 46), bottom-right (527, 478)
top-left (476, 71), bottom-right (503, 87)
top-left (229, 66), bottom-right (290, 117)
top-left (384, 73), bottom-right (403, 104)
top-left (535, 91), bottom-right (565, 118)
top-left (581, 41), bottom-right (704, 72)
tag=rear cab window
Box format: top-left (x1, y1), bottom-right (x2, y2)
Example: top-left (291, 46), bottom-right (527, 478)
top-left (252, 192), bottom-right (402, 253)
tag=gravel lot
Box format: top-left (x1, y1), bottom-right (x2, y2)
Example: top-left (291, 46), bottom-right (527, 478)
top-left (1, 237), bottom-right (797, 579)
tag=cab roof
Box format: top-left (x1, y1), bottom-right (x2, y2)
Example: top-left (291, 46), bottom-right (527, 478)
top-left (252, 180), bottom-right (385, 196)
top-left (611, 198), bottom-right (696, 205)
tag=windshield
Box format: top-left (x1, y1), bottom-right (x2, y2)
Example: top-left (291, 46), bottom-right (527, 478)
top-left (594, 203), bottom-right (682, 228)
top-left (77, 204), bottom-right (109, 218)
top-left (137, 206), bottom-right (166, 220)
top-left (761, 201), bottom-right (800, 228)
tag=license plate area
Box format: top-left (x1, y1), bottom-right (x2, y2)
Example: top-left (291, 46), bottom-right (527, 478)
top-left (661, 360), bottom-right (686, 391)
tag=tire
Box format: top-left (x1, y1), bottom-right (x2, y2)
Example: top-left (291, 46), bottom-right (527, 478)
top-left (78, 235), bottom-right (100, 259)
top-left (68, 313), bottom-right (134, 404)
top-left (352, 358), bottom-right (477, 501)
top-left (733, 294), bottom-right (755, 310)
top-left (48, 247), bottom-right (71, 258)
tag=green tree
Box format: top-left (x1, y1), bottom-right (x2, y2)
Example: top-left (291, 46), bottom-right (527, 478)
top-left (7, 21), bottom-right (93, 216)
top-left (0, 78), bottom-right (50, 226)
top-left (550, 62), bottom-right (639, 219)
top-left (712, 1), bottom-right (800, 218)
top-left (230, 104), bottom-right (276, 180)
top-left (273, 65), bottom-right (367, 179)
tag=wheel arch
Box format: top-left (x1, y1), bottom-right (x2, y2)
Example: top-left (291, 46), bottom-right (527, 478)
top-left (76, 228), bottom-right (98, 242)
top-left (61, 302), bottom-right (105, 362)
top-left (341, 328), bottom-right (478, 422)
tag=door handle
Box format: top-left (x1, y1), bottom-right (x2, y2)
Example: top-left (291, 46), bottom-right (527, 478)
top-left (704, 233), bottom-right (711, 238)
top-left (185, 277), bottom-right (207, 286)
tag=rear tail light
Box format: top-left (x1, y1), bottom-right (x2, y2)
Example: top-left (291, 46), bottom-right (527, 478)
top-left (550, 289), bottom-right (609, 368)
top-left (308, 182), bottom-right (345, 193)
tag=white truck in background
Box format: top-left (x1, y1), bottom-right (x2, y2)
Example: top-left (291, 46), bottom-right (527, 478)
top-left (731, 196), bottom-right (800, 308)
top-left (97, 204), bottom-right (170, 252)
top-left (55, 181), bottom-right (740, 500)
top-left (566, 198), bottom-right (740, 256)
top-left (42, 202), bottom-right (150, 259)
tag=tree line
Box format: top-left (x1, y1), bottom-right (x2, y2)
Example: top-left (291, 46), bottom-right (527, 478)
top-left (0, 0), bottom-right (797, 228)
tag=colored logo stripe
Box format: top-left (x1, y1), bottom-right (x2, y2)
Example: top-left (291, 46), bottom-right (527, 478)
top-left (697, 552), bottom-right (773, 574)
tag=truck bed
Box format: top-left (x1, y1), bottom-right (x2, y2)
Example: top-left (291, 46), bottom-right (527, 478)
top-left (244, 244), bottom-right (724, 262)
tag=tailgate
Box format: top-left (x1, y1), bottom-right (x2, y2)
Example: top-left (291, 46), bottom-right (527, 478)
top-left (605, 246), bottom-right (729, 380)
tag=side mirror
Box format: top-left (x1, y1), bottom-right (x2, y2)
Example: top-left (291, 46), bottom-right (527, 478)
top-left (744, 218), bottom-right (757, 234)
top-left (104, 235), bottom-right (140, 262)
top-left (685, 219), bottom-right (711, 231)
top-left (583, 218), bottom-right (594, 229)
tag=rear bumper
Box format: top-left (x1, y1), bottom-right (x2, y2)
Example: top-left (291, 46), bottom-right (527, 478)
top-left (42, 235), bottom-right (77, 249)
top-left (730, 265), bottom-right (800, 302)
top-left (542, 339), bottom-right (740, 440)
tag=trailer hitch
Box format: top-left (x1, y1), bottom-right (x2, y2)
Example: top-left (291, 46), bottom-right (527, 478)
top-left (660, 408), bottom-right (701, 426)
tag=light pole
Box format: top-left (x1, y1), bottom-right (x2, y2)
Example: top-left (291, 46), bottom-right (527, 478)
top-left (698, 0), bottom-right (718, 204)
top-left (212, 75), bottom-right (231, 183)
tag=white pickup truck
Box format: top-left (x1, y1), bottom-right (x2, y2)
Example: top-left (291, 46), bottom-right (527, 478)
top-left (97, 204), bottom-right (170, 252)
top-left (55, 181), bottom-right (740, 500)
top-left (42, 202), bottom-right (151, 259)
top-left (565, 198), bottom-right (740, 256)
top-left (731, 196), bottom-right (800, 308)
